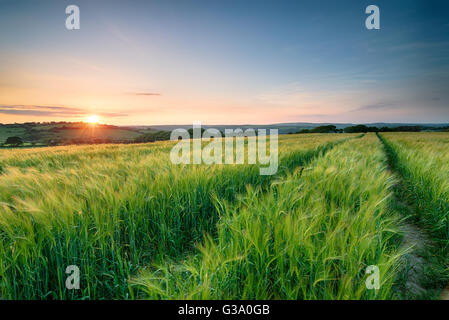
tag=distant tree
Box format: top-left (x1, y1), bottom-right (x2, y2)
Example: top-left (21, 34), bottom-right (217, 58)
top-left (5, 136), bottom-right (24, 146)
top-left (298, 125), bottom-right (337, 134)
top-left (345, 125), bottom-right (424, 133)
top-left (134, 130), bottom-right (171, 143)
top-left (377, 126), bottom-right (421, 132)
top-left (344, 125), bottom-right (378, 133)
top-left (311, 125), bottom-right (337, 133)
top-left (344, 125), bottom-right (364, 133)
top-left (392, 126), bottom-right (421, 132)
top-left (187, 128), bottom-right (206, 136)
top-left (380, 126), bottom-right (392, 132)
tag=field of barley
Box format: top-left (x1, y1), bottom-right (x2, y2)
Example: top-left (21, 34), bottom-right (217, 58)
top-left (0, 132), bottom-right (448, 299)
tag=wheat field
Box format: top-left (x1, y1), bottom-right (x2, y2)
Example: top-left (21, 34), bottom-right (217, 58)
top-left (0, 132), bottom-right (448, 299)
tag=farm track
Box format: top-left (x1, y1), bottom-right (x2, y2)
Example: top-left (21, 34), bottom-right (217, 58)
top-left (389, 176), bottom-right (434, 299)
top-left (133, 134), bottom-right (403, 299)
top-left (377, 133), bottom-right (448, 300)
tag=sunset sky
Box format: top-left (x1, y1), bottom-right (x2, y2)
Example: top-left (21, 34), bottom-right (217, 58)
top-left (1, 0), bottom-right (448, 125)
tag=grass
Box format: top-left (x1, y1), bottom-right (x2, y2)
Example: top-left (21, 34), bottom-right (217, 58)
top-left (132, 134), bottom-right (403, 299)
top-left (1, 131), bottom-right (448, 300)
top-left (0, 133), bottom-right (353, 299)
top-left (379, 133), bottom-right (449, 240)
top-left (379, 132), bottom-right (449, 298)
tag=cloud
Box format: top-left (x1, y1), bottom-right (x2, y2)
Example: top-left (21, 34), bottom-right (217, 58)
top-left (0, 105), bottom-right (127, 117)
top-left (0, 105), bottom-right (84, 116)
top-left (350, 102), bottom-right (396, 112)
top-left (126, 92), bottom-right (161, 96)
top-left (98, 111), bottom-right (128, 117)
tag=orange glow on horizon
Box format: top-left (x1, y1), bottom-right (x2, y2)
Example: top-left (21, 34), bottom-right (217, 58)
top-left (86, 115), bottom-right (100, 124)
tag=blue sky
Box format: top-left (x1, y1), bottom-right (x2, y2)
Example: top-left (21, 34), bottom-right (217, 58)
top-left (0, 0), bottom-right (448, 124)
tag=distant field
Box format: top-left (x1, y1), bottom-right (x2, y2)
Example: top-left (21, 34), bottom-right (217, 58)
top-left (2, 122), bottom-right (448, 147)
top-left (0, 123), bottom-right (166, 146)
top-left (0, 132), bottom-right (448, 299)
top-left (54, 127), bottom-right (141, 140)
top-left (0, 127), bottom-right (27, 142)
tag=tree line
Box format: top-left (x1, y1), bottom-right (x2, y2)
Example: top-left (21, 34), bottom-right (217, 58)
top-left (296, 125), bottom-right (449, 134)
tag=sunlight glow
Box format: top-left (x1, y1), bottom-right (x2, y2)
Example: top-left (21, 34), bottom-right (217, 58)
top-left (86, 115), bottom-right (100, 124)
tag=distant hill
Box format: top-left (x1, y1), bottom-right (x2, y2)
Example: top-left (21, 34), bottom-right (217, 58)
top-left (132, 122), bottom-right (449, 135)
top-left (1, 121), bottom-right (448, 147)
top-left (0, 122), bottom-right (168, 147)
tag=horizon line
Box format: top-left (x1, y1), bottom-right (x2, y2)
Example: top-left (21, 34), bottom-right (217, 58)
top-left (1, 121), bottom-right (449, 127)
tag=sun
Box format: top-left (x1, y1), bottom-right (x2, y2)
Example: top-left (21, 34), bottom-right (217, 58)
top-left (86, 115), bottom-right (100, 124)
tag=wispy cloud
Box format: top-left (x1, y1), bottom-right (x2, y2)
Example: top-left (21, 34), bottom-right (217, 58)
top-left (126, 92), bottom-right (161, 96)
top-left (0, 105), bottom-right (127, 117)
top-left (350, 102), bottom-right (397, 112)
top-left (98, 111), bottom-right (128, 117)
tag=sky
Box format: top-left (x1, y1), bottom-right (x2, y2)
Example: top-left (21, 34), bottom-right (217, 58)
top-left (0, 0), bottom-right (448, 125)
